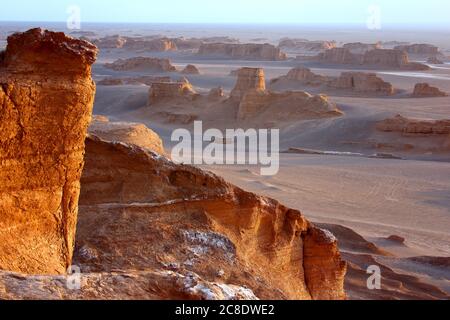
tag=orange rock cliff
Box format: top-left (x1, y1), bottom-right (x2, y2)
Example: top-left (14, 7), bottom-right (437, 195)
top-left (0, 28), bottom-right (98, 274)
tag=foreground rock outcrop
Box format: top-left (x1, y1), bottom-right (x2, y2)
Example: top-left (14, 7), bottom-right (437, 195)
top-left (316, 48), bottom-right (429, 70)
top-left (74, 136), bottom-right (347, 300)
top-left (104, 57), bottom-right (177, 72)
top-left (0, 28), bottom-right (98, 274)
top-left (198, 43), bottom-right (287, 61)
top-left (412, 83), bottom-right (448, 97)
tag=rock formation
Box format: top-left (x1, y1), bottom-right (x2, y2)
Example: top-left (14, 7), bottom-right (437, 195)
top-left (394, 43), bottom-right (440, 55)
top-left (278, 38), bottom-right (336, 52)
top-left (427, 56), bottom-right (444, 64)
top-left (92, 35), bottom-right (126, 49)
top-left (0, 28), bottom-right (98, 274)
top-left (198, 43), bottom-right (287, 61)
top-left (329, 72), bottom-right (395, 95)
top-left (271, 67), bottom-right (395, 95)
top-left (412, 83), bottom-right (448, 97)
top-left (104, 57), bottom-right (177, 72)
top-left (342, 42), bottom-right (382, 54)
top-left (181, 64), bottom-right (200, 75)
top-left (231, 68), bottom-right (341, 120)
top-left (75, 135), bottom-right (347, 300)
top-left (123, 37), bottom-right (177, 52)
top-left (317, 48), bottom-right (430, 70)
top-left (88, 116), bottom-right (165, 155)
top-left (230, 67), bottom-right (266, 101)
top-left (376, 115), bottom-right (450, 135)
top-left (148, 78), bottom-right (197, 105)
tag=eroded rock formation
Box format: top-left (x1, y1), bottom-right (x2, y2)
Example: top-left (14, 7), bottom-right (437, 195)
top-left (181, 64), bottom-right (200, 75)
top-left (317, 48), bottom-right (430, 70)
top-left (97, 76), bottom-right (171, 86)
top-left (0, 28), bottom-right (98, 274)
top-left (74, 136), bottom-right (347, 300)
top-left (148, 78), bottom-right (197, 105)
top-left (208, 87), bottom-right (225, 100)
top-left (412, 83), bottom-right (448, 97)
top-left (271, 67), bottom-right (395, 95)
top-left (230, 67), bottom-right (266, 101)
top-left (427, 57), bottom-right (444, 64)
top-left (376, 115), bottom-right (450, 135)
top-left (89, 116), bottom-right (165, 155)
top-left (198, 43), bottom-right (287, 61)
top-left (231, 68), bottom-right (341, 120)
top-left (342, 42), bottom-right (382, 54)
top-left (394, 43), bottom-right (440, 55)
top-left (278, 38), bottom-right (336, 52)
top-left (104, 57), bottom-right (177, 72)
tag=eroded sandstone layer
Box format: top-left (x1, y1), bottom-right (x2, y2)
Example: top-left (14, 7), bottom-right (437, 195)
top-left (148, 78), bottom-right (197, 105)
top-left (0, 28), bottom-right (98, 274)
top-left (412, 83), bottom-right (448, 97)
top-left (377, 115), bottom-right (450, 135)
top-left (75, 136), bottom-right (347, 300)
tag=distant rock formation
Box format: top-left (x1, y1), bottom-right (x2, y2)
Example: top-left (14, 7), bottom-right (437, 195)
top-left (271, 67), bottom-right (395, 95)
top-left (92, 35), bottom-right (127, 49)
top-left (377, 115), bottom-right (450, 135)
top-left (342, 42), bottom-right (382, 54)
top-left (181, 64), bottom-right (200, 75)
top-left (230, 67), bottom-right (266, 101)
top-left (394, 43), bottom-right (440, 55)
top-left (231, 67), bottom-right (341, 120)
top-left (148, 77), bottom-right (197, 105)
top-left (329, 72), bottom-right (395, 95)
top-left (198, 43), bottom-right (287, 61)
top-left (123, 37), bottom-right (177, 52)
top-left (317, 48), bottom-right (430, 70)
top-left (0, 28), bottom-right (98, 274)
top-left (97, 76), bottom-right (171, 86)
top-left (279, 38), bottom-right (336, 52)
top-left (75, 135), bottom-right (347, 300)
top-left (427, 57), bottom-right (444, 64)
top-left (412, 83), bottom-right (448, 97)
top-left (104, 57), bottom-right (177, 72)
top-left (89, 116), bottom-right (165, 155)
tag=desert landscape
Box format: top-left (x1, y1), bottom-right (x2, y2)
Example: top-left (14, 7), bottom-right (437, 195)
top-left (0, 1), bottom-right (449, 302)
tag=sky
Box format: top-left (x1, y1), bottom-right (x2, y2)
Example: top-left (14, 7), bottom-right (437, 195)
top-left (1, 0), bottom-right (450, 27)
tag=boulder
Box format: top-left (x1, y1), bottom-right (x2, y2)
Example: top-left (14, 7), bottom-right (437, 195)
top-left (198, 43), bottom-right (287, 61)
top-left (412, 83), bottom-right (448, 97)
top-left (88, 117), bottom-right (165, 155)
top-left (104, 57), bottom-right (177, 72)
top-left (0, 28), bottom-right (98, 274)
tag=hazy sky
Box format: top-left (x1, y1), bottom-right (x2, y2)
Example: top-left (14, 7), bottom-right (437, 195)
top-left (1, 0), bottom-right (450, 27)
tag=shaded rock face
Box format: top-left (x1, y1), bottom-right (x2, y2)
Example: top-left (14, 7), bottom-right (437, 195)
top-left (376, 115), bottom-right (450, 135)
top-left (329, 72), bottom-right (394, 95)
top-left (317, 48), bottom-right (429, 70)
top-left (198, 43), bottom-right (287, 61)
top-left (394, 44), bottom-right (440, 55)
top-left (181, 64), bottom-right (200, 75)
top-left (412, 83), bottom-right (448, 97)
top-left (88, 116), bottom-right (165, 155)
top-left (104, 57), bottom-right (177, 72)
top-left (148, 78), bottom-right (197, 105)
top-left (230, 67), bottom-right (266, 101)
top-left (0, 28), bottom-right (98, 274)
top-left (75, 136), bottom-right (347, 300)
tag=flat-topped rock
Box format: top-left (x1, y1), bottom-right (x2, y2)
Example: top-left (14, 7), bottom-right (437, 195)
top-left (104, 57), bottom-right (177, 72)
top-left (198, 43), bottom-right (287, 61)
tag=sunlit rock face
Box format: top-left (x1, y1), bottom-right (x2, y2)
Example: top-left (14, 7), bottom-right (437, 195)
top-left (198, 43), bottom-right (287, 61)
top-left (0, 28), bottom-right (98, 274)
